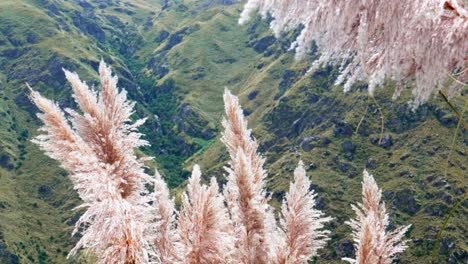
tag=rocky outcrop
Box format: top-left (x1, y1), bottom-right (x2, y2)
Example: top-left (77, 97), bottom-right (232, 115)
top-left (71, 11), bottom-right (105, 42)
top-left (334, 240), bottom-right (355, 259)
top-left (0, 242), bottom-right (19, 264)
top-left (0, 153), bottom-right (14, 170)
top-left (253, 35), bottom-right (276, 53)
top-left (392, 189), bottom-right (420, 215)
top-left (380, 134), bottom-right (393, 149)
top-left (334, 121), bottom-right (354, 137)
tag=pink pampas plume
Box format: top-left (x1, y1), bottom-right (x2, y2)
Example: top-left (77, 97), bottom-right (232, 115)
top-left (222, 89), bottom-right (279, 263)
top-left (148, 170), bottom-right (183, 263)
top-left (30, 60), bottom-right (152, 263)
top-left (343, 170), bottom-right (411, 264)
top-left (239, 0), bottom-right (467, 108)
top-left (178, 165), bottom-right (235, 263)
top-left (276, 161), bottom-right (331, 264)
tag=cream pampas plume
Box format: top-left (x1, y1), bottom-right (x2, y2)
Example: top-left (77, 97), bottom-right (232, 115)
top-left (222, 89), bottom-right (279, 263)
top-left (30, 60), bottom-right (152, 263)
top-left (276, 161), bottom-right (331, 264)
top-left (343, 170), bottom-right (411, 264)
top-left (239, 0), bottom-right (467, 108)
top-left (178, 165), bottom-right (235, 263)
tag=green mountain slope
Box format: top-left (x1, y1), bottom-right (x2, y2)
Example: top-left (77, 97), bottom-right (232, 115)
top-left (0, 0), bottom-right (466, 263)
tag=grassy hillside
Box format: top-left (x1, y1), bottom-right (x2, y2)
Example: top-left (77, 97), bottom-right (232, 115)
top-left (0, 0), bottom-right (466, 263)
